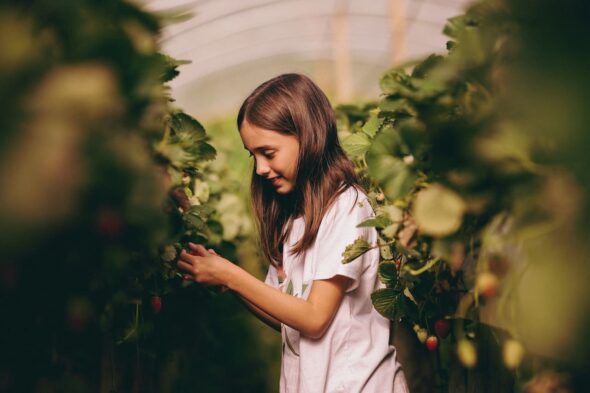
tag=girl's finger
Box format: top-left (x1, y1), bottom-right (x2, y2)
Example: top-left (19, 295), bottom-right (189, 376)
top-left (177, 260), bottom-right (194, 273)
top-left (188, 243), bottom-right (208, 256)
top-left (179, 249), bottom-right (198, 262)
top-left (208, 248), bottom-right (218, 255)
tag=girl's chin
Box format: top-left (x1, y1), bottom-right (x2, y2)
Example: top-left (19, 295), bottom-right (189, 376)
top-left (274, 181), bottom-right (294, 194)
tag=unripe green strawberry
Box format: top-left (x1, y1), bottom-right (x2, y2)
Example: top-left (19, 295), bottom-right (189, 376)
top-left (416, 328), bottom-right (428, 343)
top-left (425, 336), bottom-right (438, 351)
top-left (476, 271), bottom-right (500, 298)
top-left (403, 155), bottom-right (415, 165)
top-left (457, 339), bottom-right (477, 368)
top-left (503, 339), bottom-right (524, 369)
top-left (434, 319), bottom-right (450, 338)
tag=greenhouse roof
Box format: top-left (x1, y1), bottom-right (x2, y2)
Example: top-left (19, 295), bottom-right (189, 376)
top-left (142, 0), bottom-right (471, 120)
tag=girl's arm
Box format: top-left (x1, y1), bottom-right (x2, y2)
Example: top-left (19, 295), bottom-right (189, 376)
top-left (235, 294), bottom-right (281, 332)
top-left (178, 243), bottom-right (351, 339)
top-left (204, 248), bottom-right (281, 332)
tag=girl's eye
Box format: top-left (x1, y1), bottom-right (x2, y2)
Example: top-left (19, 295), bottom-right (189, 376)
top-left (264, 151), bottom-right (274, 159)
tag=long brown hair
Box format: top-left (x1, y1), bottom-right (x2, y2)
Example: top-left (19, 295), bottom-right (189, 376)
top-left (237, 73), bottom-right (361, 266)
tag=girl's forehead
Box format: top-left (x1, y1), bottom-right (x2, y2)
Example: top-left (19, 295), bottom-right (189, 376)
top-left (240, 120), bottom-right (294, 149)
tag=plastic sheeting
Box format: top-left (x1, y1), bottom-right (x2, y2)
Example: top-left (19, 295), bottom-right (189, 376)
top-left (141, 0), bottom-right (471, 120)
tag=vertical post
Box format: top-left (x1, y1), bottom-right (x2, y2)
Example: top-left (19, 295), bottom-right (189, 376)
top-left (332, 0), bottom-right (352, 103)
top-left (390, 0), bottom-right (407, 65)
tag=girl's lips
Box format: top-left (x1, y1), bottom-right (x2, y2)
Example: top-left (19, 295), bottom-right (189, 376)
top-left (270, 176), bottom-right (282, 186)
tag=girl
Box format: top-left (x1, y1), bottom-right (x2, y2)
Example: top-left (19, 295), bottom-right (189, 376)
top-left (178, 73), bottom-right (408, 393)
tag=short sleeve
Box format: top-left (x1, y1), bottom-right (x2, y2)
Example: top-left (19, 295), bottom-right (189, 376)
top-left (264, 264), bottom-right (279, 289)
top-left (313, 188), bottom-right (376, 293)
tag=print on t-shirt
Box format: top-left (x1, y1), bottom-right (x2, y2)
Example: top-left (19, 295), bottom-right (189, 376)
top-left (281, 277), bottom-right (312, 357)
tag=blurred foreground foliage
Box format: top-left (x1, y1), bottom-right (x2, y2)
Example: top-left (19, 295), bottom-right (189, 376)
top-left (0, 1), bottom-right (276, 392)
top-left (338, 0), bottom-right (590, 391)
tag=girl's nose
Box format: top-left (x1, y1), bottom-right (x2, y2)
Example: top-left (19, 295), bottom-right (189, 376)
top-left (255, 158), bottom-right (270, 177)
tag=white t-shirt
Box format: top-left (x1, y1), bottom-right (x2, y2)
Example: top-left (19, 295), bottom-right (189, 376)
top-left (264, 186), bottom-right (409, 393)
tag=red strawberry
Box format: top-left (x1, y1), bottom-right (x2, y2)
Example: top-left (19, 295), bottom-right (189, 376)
top-left (426, 336), bottom-right (438, 351)
top-left (434, 319), bottom-right (450, 338)
top-left (150, 296), bottom-right (162, 314)
top-left (66, 297), bottom-right (93, 331)
top-left (96, 208), bottom-right (123, 237)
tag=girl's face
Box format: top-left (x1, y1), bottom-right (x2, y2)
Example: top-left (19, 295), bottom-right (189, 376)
top-left (240, 120), bottom-right (300, 194)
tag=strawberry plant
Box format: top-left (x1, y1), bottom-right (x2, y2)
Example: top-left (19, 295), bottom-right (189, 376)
top-left (0, 1), bottom-right (275, 392)
top-left (339, 0), bottom-right (590, 391)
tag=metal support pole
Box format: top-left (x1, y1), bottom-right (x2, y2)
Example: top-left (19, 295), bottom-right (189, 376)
top-left (390, 0), bottom-right (407, 65)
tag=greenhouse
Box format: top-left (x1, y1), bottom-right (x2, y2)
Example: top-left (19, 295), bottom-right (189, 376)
top-left (1, 0), bottom-right (589, 392)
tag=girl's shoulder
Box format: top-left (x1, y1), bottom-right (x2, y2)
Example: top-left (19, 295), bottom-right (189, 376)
top-left (337, 184), bottom-right (369, 207)
top-left (325, 185), bottom-right (372, 220)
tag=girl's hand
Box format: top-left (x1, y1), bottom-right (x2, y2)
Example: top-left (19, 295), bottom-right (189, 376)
top-left (177, 243), bottom-right (233, 287)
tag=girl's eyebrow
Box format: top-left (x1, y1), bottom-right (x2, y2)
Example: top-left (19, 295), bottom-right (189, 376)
top-left (243, 144), bottom-right (276, 152)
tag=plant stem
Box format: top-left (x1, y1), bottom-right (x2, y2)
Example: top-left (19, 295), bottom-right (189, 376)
top-left (403, 257), bottom-right (441, 276)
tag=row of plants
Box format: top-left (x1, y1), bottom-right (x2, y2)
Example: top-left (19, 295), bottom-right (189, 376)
top-left (0, 1), bottom-right (274, 392)
top-left (339, 0), bottom-right (589, 391)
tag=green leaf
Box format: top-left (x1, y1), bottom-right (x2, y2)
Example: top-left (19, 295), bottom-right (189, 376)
top-left (155, 143), bottom-right (193, 168)
top-left (158, 54), bottom-right (192, 82)
top-left (380, 243), bottom-right (394, 260)
top-left (411, 78), bottom-right (448, 99)
top-left (196, 141), bottom-right (217, 161)
top-left (366, 125), bottom-right (404, 183)
top-left (378, 261), bottom-right (398, 287)
top-left (384, 166), bottom-right (418, 201)
top-left (379, 69), bottom-right (414, 96)
top-left (335, 104), bottom-right (369, 123)
top-left (362, 115), bottom-right (382, 138)
top-left (385, 123), bottom-right (409, 154)
top-left (411, 54), bottom-right (444, 79)
top-left (398, 118), bottom-right (427, 155)
top-left (186, 204), bottom-right (214, 219)
top-left (341, 132), bottom-right (372, 157)
top-left (379, 98), bottom-right (416, 116)
top-left (154, 9), bottom-right (194, 28)
top-left (286, 280), bottom-right (294, 296)
top-left (184, 214), bottom-right (206, 231)
top-left (371, 288), bottom-right (417, 321)
top-left (365, 125), bottom-right (419, 201)
top-left (371, 288), bottom-right (397, 319)
top-left (357, 215), bottom-right (392, 229)
top-left (412, 184), bottom-right (466, 237)
top-left (342, 237), bottom-right (371, 263)
top-left (170, 112), bottom-right (206, 141)
top-left (443, 15), bottom-right (467, 39)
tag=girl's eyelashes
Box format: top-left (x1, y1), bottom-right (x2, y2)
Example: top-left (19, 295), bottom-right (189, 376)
top-left (249, 151), bottom-right (275, 159)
